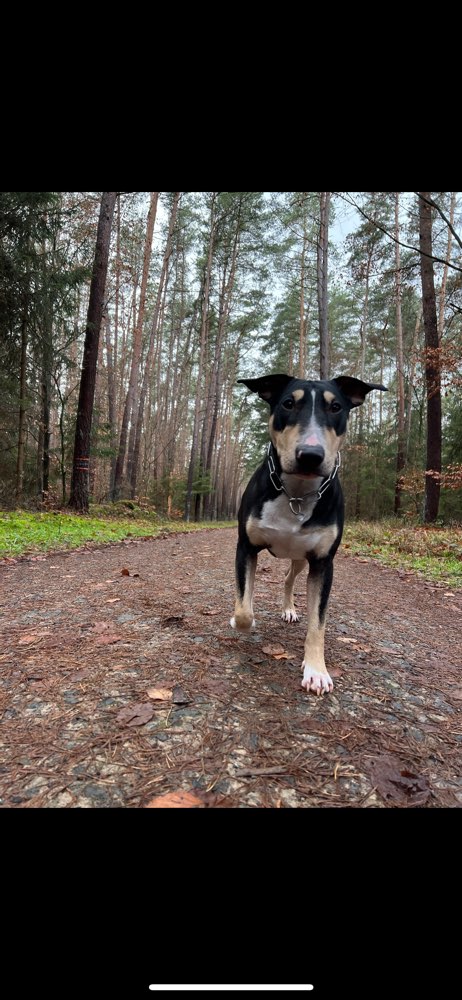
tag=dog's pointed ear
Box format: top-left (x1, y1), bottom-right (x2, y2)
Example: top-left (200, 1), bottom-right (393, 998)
top-left (332, 376), bottom-right (388, 407)
top-left (238, 374), bottom-right (294, 405)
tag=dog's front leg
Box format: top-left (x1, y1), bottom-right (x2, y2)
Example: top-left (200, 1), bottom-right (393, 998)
top-left (301, 555), bottom-right (334, 695)
top-left (282, 559), bottom-right (306, 622)
top-left (230, 537), bottom-right (259, 632)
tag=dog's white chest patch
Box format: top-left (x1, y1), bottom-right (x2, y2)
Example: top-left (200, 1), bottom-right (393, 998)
top-left (248, 494), bottom-right (322, 560)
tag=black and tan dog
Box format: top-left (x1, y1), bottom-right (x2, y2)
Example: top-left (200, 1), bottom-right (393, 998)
top-left (231, 374), bottom-right (387, 694)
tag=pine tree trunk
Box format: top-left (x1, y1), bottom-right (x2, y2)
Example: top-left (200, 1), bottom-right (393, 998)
top-left (112, 193), bottom-right (158, 499)
top-left (299, 217), bottom-right (308, 377)
top-left (394, 193), bottom-right (406, 514)
top-left (69, 192), bottom-right (117, 512)
top-left (113, 195), bottom-right (121, 415)
top-left (355, 263), bottom-right (370, 519)
top-left (41, 357), bottom-right (52, 496)
top-left (15, 316), bottom-right (28, 503)
top-left (129, 193), bottom-right (180, 498)
top-left (418, 192), bottom-right (441, 523)
top-left (104, 314), bottom-right (117, 497)
top-left (185, 195), bottom-right (217, 520)
top-left (405, 308), bottom-right (422, 459)
top-left (437, 192), bottom-right (456, 339)
top-left (317, 191), bottom-right (331, 378)
top-left (202, 219), bottom-right (240, 519)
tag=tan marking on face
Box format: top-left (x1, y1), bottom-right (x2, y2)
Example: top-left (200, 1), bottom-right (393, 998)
top-left (323, 390), bottom-right (335, 403)
top-left (272, 424), bottom-right (301, 471)
top-left (323, 429), bottom-right (345, 472)
top-left (292, 389), bottom-right (305, 402)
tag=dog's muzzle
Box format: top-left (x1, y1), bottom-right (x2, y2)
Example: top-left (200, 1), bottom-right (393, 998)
top-left (295, 445), bottom-right (325, 474)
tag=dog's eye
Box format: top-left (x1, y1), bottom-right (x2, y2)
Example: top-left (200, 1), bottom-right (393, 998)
top-left (282, 397), bottom-right (294, 410)
top-left (330, 401), bottom-right (342, 413)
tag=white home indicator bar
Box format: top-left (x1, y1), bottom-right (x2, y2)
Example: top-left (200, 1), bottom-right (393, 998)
top-left (149, 987), bottom-right (314, 992)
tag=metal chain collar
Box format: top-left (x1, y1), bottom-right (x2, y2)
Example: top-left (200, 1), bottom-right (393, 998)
top-left (267, 442), bottom-right (341, 518)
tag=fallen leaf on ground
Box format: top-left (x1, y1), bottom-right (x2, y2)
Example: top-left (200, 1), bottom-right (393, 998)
top-left (18, 631), bottom-right (50, 645)
top-left (146, 687), bottom-right (172, 701)
top-left (94, 633), bottom-right (124, 646)
top-left (172, 685), bottom-right (191, 704)
top-left (104, 598), bottom-right (121, 604)
top-left (145, 790), bottom-right (204, 808)
top-left (116, 702), bottom-right (154, 727)
top-left (201, 678), bottom-right (230, 696)
top-left (336, 637), bottom-right (358, 644)
top-left (369, 756), bottom-right (431, 807)
top-left (195, 654), bottom-right (221, 667)
top-left (262, 644), bottom-right (287, 656)
top-left (121, 568), bottom-right (130, 576)
top-left (161, 614), bottom-right (184, 627)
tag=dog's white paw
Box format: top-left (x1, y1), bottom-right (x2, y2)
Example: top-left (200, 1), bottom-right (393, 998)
top-left (230, 615), bottom-right (255, 633)
top-left (281, 609), bottom-right (300, 623)
top-left (301, 663), bottom-right (333, 695)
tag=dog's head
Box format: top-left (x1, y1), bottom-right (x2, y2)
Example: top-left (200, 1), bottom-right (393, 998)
top-left (238, 374), bottom-right (387, 478)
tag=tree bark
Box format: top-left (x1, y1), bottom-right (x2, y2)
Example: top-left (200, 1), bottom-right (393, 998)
top-left (394, 193), bottom-right (406, 514)
top-left (112, 192), bottom-right (158, 499)
top-left (15, 315), bottom-right (28, 503)
top-left (129, 192), bottom-right (180, 498)
top-left (185, 194), bottom-right (217, 521)
top-left (299, 245), bottom-right (307, 377)
top-left (299, 200), bottom-right (308, 377)
top-left (405, 307), bottom-right (422, 460)
top-left (317, 192), bottom-right (331, 378)
top-left (104, 313), bottom-right (117, 497)
top-left (354, 257), bottom-right (371, 519)
top-left (418, 192), bottom-right (441, 523)
top-left (437, 192), bottom-right (456, 339)
top-left (69, 192), bottom-right (117, 512)
top-left (202, 204), bottom-right (241, 519)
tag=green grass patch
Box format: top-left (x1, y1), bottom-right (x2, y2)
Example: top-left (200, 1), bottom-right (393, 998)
top-left (343, 519), bottom-right (462, 587)
top-left (0, 510), bottom-right (236, 559)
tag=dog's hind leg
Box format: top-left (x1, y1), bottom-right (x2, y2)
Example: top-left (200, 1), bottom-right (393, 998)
top-left (301, 555), bottom-right (334, 695)
top-left (230, 539), bottom-right (258, 632)
top-left (282, 559), bottom-right (306, 622)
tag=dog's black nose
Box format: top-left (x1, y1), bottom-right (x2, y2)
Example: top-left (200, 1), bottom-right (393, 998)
top-left (295, 445), bottom-right (325, 471)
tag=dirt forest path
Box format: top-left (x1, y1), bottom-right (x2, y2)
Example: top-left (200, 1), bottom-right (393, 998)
top-left (1, 527), bottom-right (461, 808)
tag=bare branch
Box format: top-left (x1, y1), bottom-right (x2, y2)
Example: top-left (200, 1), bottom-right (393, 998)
top-left (415, 192), bottom-right (462, 252)
top-left (334, 192), bottom-right (462, 274)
